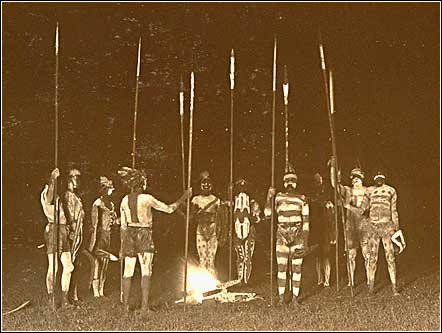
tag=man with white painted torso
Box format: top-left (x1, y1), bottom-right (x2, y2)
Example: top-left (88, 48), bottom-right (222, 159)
top-left (232, 179), bottom-right (261, 285)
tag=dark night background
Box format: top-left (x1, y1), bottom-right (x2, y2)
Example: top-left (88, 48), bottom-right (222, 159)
top-left (2, 3), bottom-right (440, 266)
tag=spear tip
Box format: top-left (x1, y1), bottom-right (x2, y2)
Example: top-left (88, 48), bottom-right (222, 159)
top-left (136, 37), bottom-right (141, 77)
top-left (55, 23), bottom-right (59, 53)
top-left (283, 65), bottom-right (288, 83)
top-left (180, 75), bottom-right (184, 92)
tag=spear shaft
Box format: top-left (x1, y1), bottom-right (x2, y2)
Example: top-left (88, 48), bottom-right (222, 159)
top-left (283, 65), bottom-right (289, 171)
top-left (319, 39), bottom-right (353, 296)
top-left (270, 36), bottom-right (277, 306)
top-left (121, 37), bottom-right (142, 304)
top-left (131, 37), bottom-right (141, 169)
top-left (183, 72), bottom-right (195, 311)
top-left (52, 23), bottom-right (59, 312)
top-left (319, 40), bottom-right (340, 293)
top-left (180, 76), bottom-right (185, 191)
top-left (329, 70), bottom-right (354, 298)
top-left (228, 49), bottom-right (235, 281)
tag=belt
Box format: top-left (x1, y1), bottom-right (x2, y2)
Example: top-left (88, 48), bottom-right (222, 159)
top-left (47, 222), bottom-right (67, 226)
top-left (278, 222), bottom-right (301, 229)
top-left (127, 223), bottom-right (152, 229)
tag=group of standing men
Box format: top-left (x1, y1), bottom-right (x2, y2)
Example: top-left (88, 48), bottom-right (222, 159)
top-left (40, 158), bottom-right (402, 311)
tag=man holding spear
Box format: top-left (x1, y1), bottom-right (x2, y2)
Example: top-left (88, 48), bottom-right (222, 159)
top-left (329, 160), bottom-right (368, 288)
top-left (318, 40), bottom-right (356, 294)
top-left (264, 165), bottom-right (310, 305)
top-left (118, 167), bottom-right (191, 313)
top-left (40, 168), bottom-right (75, 309)
top-left (40, 23), bottom-right (73, 310)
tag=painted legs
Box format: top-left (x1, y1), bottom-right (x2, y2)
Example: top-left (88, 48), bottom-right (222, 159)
top-left (276, 243), bottom-right (303, 303)
top-left (196, 234), bottom-right (218, 276)
top-left (235, 239), bottom-right (255, 284)
top-left (92, 257), bottom-right (110, 297)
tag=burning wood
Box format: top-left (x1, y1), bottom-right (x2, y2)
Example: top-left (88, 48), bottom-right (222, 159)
top-left (175, 278), bottom-right (261, 304)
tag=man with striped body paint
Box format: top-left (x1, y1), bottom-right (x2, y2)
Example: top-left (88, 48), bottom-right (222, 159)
top-left (265, 165), bottom-right (309, 305)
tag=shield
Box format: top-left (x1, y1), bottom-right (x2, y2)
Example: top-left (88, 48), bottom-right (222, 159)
top-left (216, 203), bottom-right (230, 247)
top-left (291, 244), bottom-right (319, 259)
top-left (391, 230), bottom-right (406, 255)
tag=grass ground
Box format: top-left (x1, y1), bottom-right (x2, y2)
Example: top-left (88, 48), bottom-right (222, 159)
top-left (2, 233), bottom-right (440, 331)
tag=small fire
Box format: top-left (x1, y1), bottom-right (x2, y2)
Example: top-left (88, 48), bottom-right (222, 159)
top-left (186, 264), bottom-right (219, 304)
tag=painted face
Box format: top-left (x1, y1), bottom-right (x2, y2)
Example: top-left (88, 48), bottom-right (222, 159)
top-left (201, 179), bottom-right (212, 194)
top-left (351, 176), bottom-right (363, 187)
top-left (314, 173), bottom-right (323, 187)
top-left (374, 176), bottom-right (385, 187)
top-left (284, 178), bottom-right (297, 190)
top-left (236, 180), bottom-right (247, 193)
top-left (107, 187), bottom-right (114, 196)
top-left (142, 179), bottom-right (148, 191)
top-left (68, 175), bottom-right (80, 190)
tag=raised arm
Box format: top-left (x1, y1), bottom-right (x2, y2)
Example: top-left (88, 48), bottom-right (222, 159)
top-left (264, 187), bottom-right (276, 218)
top-left (150, 188), bottom-right (192, 214)
top-left (45, 168), bottom-right (60, 204)
top-left (329, 158), bottom-right (346, 198)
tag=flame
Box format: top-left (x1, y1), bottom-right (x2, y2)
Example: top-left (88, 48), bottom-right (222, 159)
top-left (186, 264), bottom-right (219, 304)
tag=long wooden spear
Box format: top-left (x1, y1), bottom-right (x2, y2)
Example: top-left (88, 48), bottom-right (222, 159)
top-left (329, 70), bottom-right (354, 297)
top-left (228, 49), bottom-right (235, 281)
top-left (131, 37), bottom-right (141, 168)
top-left (179, 75), bottom-right (186, 191)
top-left (282, 64), bottom-right (291, 293)
top-left (319, 38), bottom-right (353, 296)
top-left (318, 39), bottom-right (340, 293)
top-left (270, 35), bottom-right (277, 306)
top-left (183, 71), bottom-right (194, 311)
top-left (52, 22), bottom-right (60, 312)
top-left (282, 65), bottom-right (289, 171)
top-left (121, 37), bottom-right (142, 304)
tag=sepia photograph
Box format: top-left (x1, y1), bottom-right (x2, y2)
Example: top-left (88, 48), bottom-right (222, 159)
top-left (2, 1), bottom-right (440, 331)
